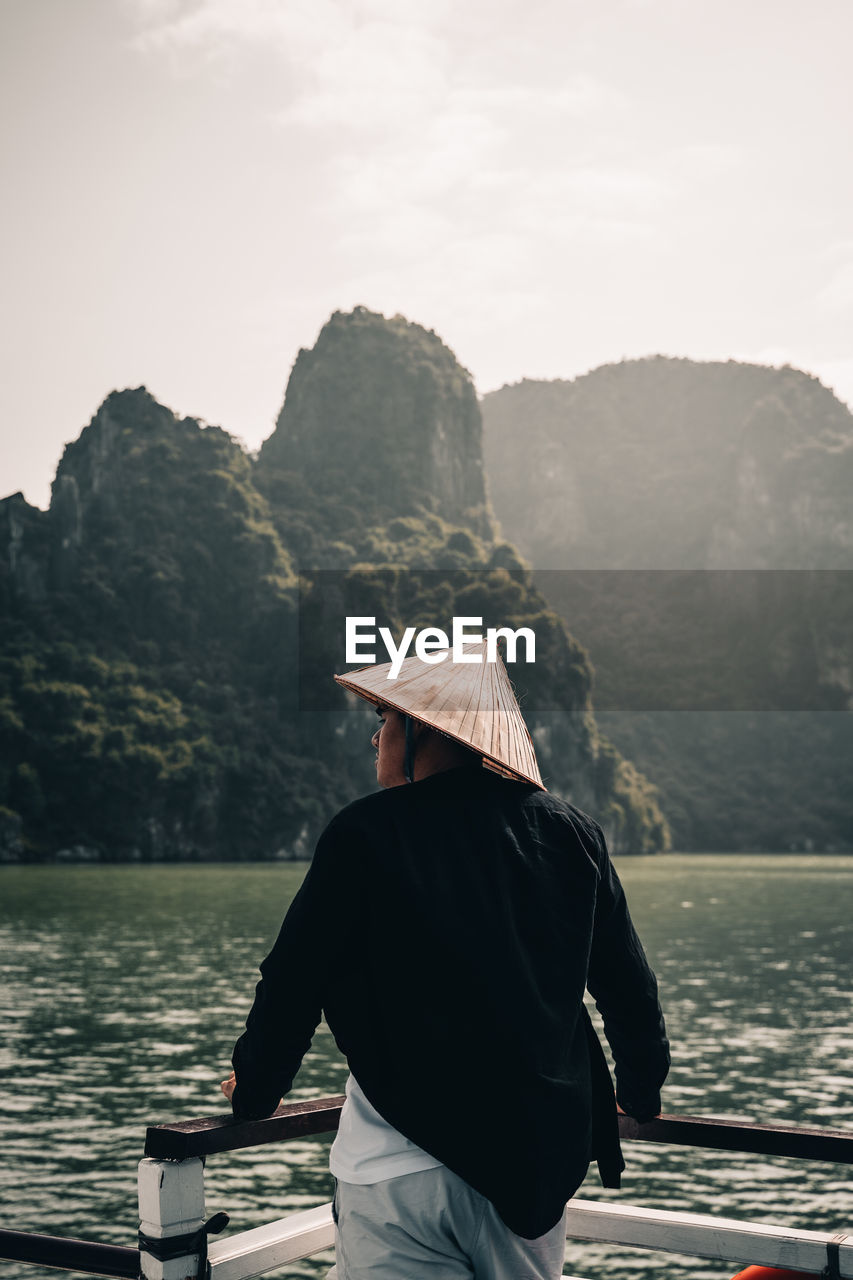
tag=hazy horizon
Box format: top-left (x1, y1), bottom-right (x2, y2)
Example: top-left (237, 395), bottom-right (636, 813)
top-left (3, 0), bottom-right (852, 509)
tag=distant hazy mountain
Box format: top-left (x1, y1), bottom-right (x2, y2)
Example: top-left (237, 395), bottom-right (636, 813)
top-left (482, 358), bottom-right (853, 850)
top-left (482, 357), bottom-right (853, 569)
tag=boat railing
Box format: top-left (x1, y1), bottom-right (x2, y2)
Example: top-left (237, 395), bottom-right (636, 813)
top-left (1, 1101), bottom-right (850, 1279)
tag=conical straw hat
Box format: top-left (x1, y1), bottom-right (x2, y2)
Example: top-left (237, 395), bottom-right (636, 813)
top-left (334, 637), bottom-right (544, 788)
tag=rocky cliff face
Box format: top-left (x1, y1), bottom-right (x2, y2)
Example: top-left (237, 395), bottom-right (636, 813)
top-left (482, 357), bottom-right (853, 569)
top-left (258, 307), bottom-right (494, 541)
top-left (0, 492), bottom-right (50, 607)
top-left (706, 392), bottom-right (853, 568)
top-left (47, 387), bottom-right (295, 643)
top-left (0, 315), bottom-right (669, 860)
top-left (482, 357), bottom-right (853, 850)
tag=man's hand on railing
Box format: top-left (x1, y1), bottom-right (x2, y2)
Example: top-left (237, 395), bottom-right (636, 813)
top-left (616, 1100), bottom-right (662, 1120)
top-left (221, 1072), bottom-right (236, 1102)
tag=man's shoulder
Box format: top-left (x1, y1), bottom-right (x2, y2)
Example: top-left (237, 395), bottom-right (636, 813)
top-left (324, 786), bottom-right (396, 834)
top-left (308, 792), bottom-right (391, 873)
top-left (522, 788), bottom-right (606, 858)
top-left (323, 777), bottom-right (606, 863)
top-left (518, 782), bottom-right (592, 821)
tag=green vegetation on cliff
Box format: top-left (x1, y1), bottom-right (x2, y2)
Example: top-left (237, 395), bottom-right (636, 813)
top-left (0, 311), bottom-right (668, 861)
top-left (1, 391), bottom-right (342, 861)
top-left (258, 307), bottom-right (494, 549)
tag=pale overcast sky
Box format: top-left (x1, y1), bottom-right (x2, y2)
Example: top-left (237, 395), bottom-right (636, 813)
top-left (2, 0), bottom-right (852, 509)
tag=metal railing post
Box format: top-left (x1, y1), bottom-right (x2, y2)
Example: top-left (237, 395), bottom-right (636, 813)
top-left (138, 1156), bottom-right (206, 1280)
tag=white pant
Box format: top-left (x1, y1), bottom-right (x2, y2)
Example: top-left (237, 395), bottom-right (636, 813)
top-left (328, 1165), bottom-right (568, 1279)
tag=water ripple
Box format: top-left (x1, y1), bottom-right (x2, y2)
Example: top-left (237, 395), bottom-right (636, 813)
top-left (0, 857), bottom-right (850, 1280)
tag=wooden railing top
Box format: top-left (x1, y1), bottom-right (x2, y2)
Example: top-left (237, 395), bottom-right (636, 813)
top-left (145, 1095), bottom-right (346, 1159)
top-left (144, 1095), bottom-right (853, 1164)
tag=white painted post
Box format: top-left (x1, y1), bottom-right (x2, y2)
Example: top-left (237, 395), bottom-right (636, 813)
top-left (138, 1156), bottom-right (207, 1280)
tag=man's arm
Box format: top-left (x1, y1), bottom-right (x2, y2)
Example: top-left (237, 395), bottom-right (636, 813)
top-left (229, 813), bottom-right (361, 1121)
top-left (586, 825), bottom-right (670, 1122)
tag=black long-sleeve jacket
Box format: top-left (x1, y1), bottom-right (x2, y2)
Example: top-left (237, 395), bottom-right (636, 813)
top-left (231, 763), bottom-right (669, 1238)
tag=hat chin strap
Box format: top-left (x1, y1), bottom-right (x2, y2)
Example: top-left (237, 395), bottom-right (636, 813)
top-left (403, 714), bottom-right (417, 784)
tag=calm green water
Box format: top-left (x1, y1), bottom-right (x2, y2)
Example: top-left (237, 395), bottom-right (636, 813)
top-left (0, 856), bottom-right (850, 1280)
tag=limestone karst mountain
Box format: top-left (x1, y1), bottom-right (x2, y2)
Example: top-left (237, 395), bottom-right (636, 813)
top-left (0, 310), bottom-right (667, 861)
top-left (0, 390), bottom-right (329, 864)
top-left (481, 358), bottom-right (853, 851)
top-left (482, 357), bottom-right (853, 570)
top-left (258, 307), bottom-right (495, 556)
